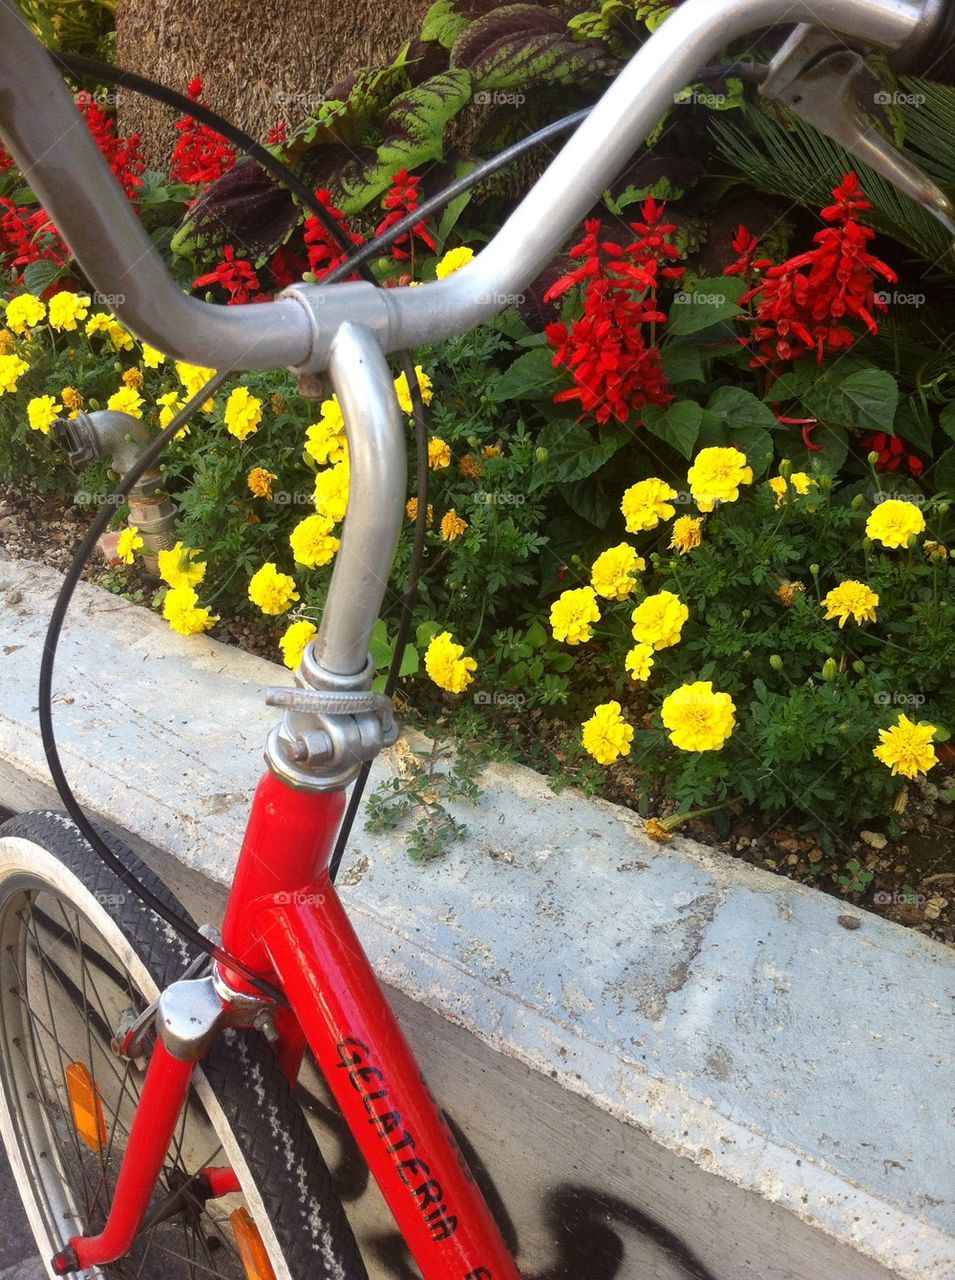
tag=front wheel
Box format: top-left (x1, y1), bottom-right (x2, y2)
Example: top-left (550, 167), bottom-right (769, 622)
top-left (0, 810), bottom-right (369, 1280)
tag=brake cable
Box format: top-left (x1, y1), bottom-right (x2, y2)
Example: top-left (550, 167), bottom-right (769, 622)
top-left (36, 52), bottom-right (758, 981)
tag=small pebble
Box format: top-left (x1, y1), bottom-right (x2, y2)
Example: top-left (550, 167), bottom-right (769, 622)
top-left (837, 914), bottom-right (862, 930)
top-left (860, 830), bottom-right (887, 850)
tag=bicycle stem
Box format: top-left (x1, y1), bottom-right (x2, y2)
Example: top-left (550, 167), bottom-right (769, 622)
top-left (0, 0), bottom-right (943, 373)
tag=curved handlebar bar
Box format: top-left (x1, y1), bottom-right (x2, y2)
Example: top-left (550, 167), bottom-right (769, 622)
top-left (0, 0), bottom-right (941, 373)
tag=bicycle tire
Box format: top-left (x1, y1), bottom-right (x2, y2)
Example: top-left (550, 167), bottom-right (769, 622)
top-left (0, 809), bottom-right (369, 1280)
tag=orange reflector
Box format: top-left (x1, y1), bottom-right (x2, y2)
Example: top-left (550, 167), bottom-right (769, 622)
top-left (231, 1208), bottom-right (277, 1280)
top-left (65, 1062), bottom-right (107, 1153)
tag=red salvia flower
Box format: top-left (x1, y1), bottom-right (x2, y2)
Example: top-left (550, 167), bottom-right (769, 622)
top-left (268, 244), bottom-right (307, 290)
top-left (170, 77), bottom-right (236, 186)
top-left (741, 173), bottom-right (897, 369)
top-left (194, 245), bottom-right (265, 304)
top-left (266, 122), bottom-right (288, 147)
top-left (724, 224), bottom-right (761, 278)
top-left (303, 189), bottom-right (365, 281)
top-left (76, 92), bottom-right (146, 200)
top-left (543, 197), bottom-right (681, 426)
top-left (0, 196), bottom-right (67, 281)
top-left (863, 431), bottom-right (925, 477)
top-left (375, 169), bottom-right (436, 261)
top-left (0, 142), bottom-right (14, 175)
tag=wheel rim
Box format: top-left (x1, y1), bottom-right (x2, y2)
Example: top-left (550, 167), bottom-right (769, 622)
top-left (0, 868), bottom-right (270, 1279)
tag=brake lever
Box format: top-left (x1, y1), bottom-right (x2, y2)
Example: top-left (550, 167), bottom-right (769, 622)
top-left (761, 24), bottom-right (955, 241)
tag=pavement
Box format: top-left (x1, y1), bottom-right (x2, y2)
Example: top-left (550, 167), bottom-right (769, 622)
top-left (0, 1147), bottom-right (44, 1279)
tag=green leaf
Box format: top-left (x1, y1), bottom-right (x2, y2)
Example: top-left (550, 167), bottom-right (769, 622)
top-left (532, 420), bottom-right (628, 488)
top-left (932, 445), bottom-right (955, 495)
top-left (377, 69), bottom-right (472, 171)
top-left (799, 364), bottom-right (898, 435)
top-left (940, 402), bottom-right (955, 442)
top-left (667, 277), bottom-right (746, 337)
top-left (709, 385), bottom-right (778, 433)
top-left (643, 399), bottom-right (702, 459)
top-left (566, 474), bottom-right (615, 527)
top-left (421, 0), bottom-right (469, 47)
top-left (490, 347), bottom-right (562, 402)
top-left (894, 396), bottom-right (935, 456)
top-left (21, 259), bottom-right (63, 296)
top-left (550, 652), bottom-right (577, 673)
top-left (661, 345), bottom-right (703, 384)
top-left (416, 620), bottom-right (443, 648)
top-left (525, 619), bottom-right (549, 650)
top-left (450, 4), bottom-right (613, 91)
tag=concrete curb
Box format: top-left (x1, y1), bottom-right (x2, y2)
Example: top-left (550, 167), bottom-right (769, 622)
top-left (1, 555), bottom-right (953, 1280)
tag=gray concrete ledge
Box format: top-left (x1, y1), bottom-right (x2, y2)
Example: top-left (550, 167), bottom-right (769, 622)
top-left (1, 555), bottom-right (953, 1280)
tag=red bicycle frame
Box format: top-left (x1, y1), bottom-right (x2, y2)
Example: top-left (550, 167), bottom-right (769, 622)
top-left (56, 771), bottom-right (522, 1280)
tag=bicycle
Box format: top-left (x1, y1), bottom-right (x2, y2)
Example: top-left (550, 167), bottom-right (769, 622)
top-left (0, 0), bottom-right (953, 1276)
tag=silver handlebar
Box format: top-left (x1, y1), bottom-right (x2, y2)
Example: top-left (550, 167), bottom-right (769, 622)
top-left (0, 0), bottom-right (941, 374)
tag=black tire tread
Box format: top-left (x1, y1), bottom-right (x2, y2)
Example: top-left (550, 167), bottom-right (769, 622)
top-left (0, 809), bottom-right (369, 1280)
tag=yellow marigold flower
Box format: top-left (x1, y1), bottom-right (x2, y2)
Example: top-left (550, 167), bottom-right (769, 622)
top-left (687, 446), bottom-right (753, 512)
top-left (107, 386), bottom-right (144, 418)
top-left (61, 386), bottom-right (83, 413)
top-left (162, 584), bottom-right (217, 636)
top-left (394, 365), bottom-right (433, 413)
top-left (107, 320), bottom-right (134, 351)
top-left (482, 443), bottom-right (503, 459)
top-left (175, 360), bottom-right (217, 411)
top-left (865, 499), bottom-right (926, 549)
top-left (440, 508), bottom-right (468, 541)
top-left (85, 313), bottom-right (112, 338)
top-left (48, 291), bottom-right (90, 332)
top-left (224, 385), bottom-right (263, 441)
top-left (424, 630), bottom-right (477, 693)
top-left (290, 513), bottom-right (340, 568)
top-left (436, 245), bottom-right (475, 279)
top-left (591, 543), bottom-right (645, 600)
top-left (305, 417), bottom-right (347, 466)
top-left (873, 713), bottom-right (938, 779)
top-left (0, 330), bottom-right (14, 354)
top-left (768, 471), bottom-right (813, 507)
top-left (625, 642), bottom-right (655, 682)
top-left (5, 293), bottom-right (46, 334)
top-left (621, 477), bottom-right (677, 532)
top-left (314, 461), bottom-right (350, 523)
top-left (279, 619), bottom-right (317, 670)
top-left (459, 452), bottom-right (482, 479)
top-left (156, 389), bottom-right (185, 431)
top-left (248, 562), bottom-right (299, 615)
top-left (661, 680), bottom-right (736, 751)
top-left (247, 467), bottom-right (277, 499)
top-left (406, 498), bottom-right (433, 525)
top-left (631, 590), bottom-right (688, 650)
top-left (777, 580), bottom-right (805, 607)
top-left (122, 367), bottom-right (145, 391)
top-left (670, 515), bottom-right (702, 555)
top-left (550, 586), bottom-right (600, 645)
top-left (315, 395), bottom-right (345, 434)
top-left (157, 541), bottom-right (206, 589)
top-left (141, 342), bottom-right (166, 368)
top-left (26, 394), bottom-right (62, 435)
top-left (582, 700), bottom-right (634, 766)
top-left (428, 437), bottom-right (452, 470)
top-left (645, 817), bottom-right (673, 844)
top-left (116, 525), bottom-right (144, 565)
top-left (822, 580), bottom-right (879, 628)
top-left (0, 354), bottom-right (29, 394)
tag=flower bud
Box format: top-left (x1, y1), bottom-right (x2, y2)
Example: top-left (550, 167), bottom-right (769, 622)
top-left (850, 494), bottom-right (864, 509)
top-left (779, 458), bottom-right (792, 480)
top-left (822, 658), bottom-right (837, 682)
top-left (818, 474), bottom-right (833, 492)
top-left (809, 563), bottom-right (820, 577)
top-left (468, 436), bottom-right (480, 449)
top-left (867, 450), bottom-right (880, 467)
top-left (938, 501), bottom-right (950, 515)
top-left (88, 398), bottom-right (100, 410)
top-left (862, 536), bottom-right (873, 553)
top-left (770, 654), bottom-right (784, 672)
top-left (741, 609), bottom-right (751, 620)
top-left (113, 361), bottom-right (122, 374)
top-left (852, 660), bottom-right (866, 676)
top-left (907, 533), bottom-right (920, 549)
top-left (535, 447), bottom-right (548, 465)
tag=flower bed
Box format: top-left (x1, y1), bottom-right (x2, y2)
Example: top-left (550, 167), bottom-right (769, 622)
top-left (0, 5), bottom-right (952, 925)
